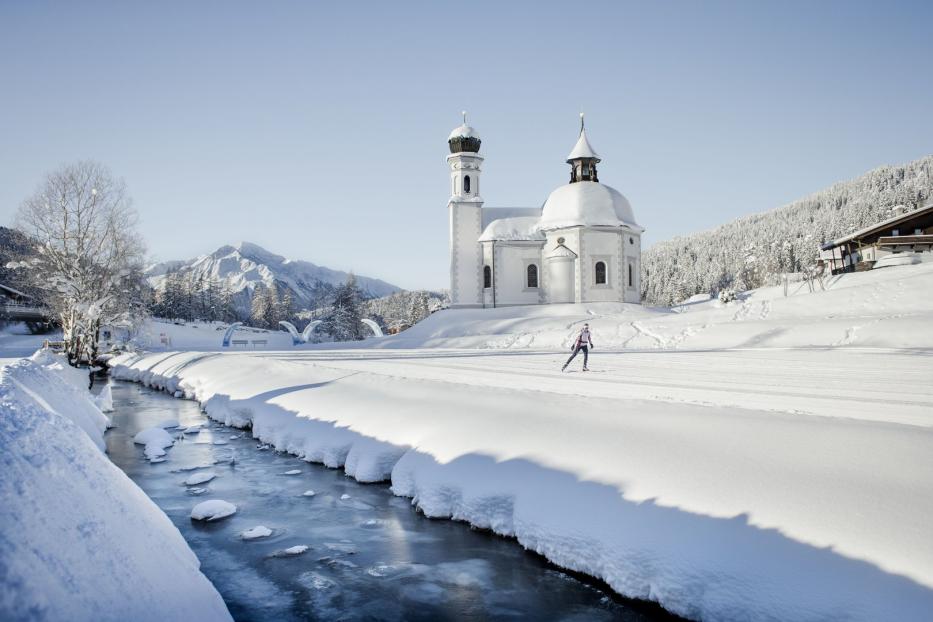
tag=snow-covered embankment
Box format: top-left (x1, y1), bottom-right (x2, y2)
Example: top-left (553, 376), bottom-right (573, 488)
top-left (0, 352), bottom-right (231, 622)
top-left (109, 349), bottom-right (933, 622)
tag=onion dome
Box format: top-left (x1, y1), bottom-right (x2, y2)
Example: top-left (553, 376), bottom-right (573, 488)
top-left (448, 111), bottom-right (481, 154)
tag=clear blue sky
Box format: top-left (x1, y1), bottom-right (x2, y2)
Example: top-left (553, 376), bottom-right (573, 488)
top-left (1, 1), bottom-right (931, 290)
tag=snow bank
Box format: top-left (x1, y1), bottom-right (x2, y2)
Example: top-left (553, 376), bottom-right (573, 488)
top-left (109, 348), bottom-right (933, 622)
top-left (372, 261), bottom-right (933, 350)
top-left (0, 354), bottom-right (231, 622)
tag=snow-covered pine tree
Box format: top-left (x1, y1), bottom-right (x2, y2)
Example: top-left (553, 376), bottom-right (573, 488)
top-left (323, 275), bottom-right (363, 341)
top-left (279, 289), bottom-right (295, 323)
top-left (218, 283), bottom-right (238, 323)
top-left (262, 284), bottom-right (281, 329)
top-left (407, 291), bottom-right (430, 325)
top-left (250, 284), bottom-right (270, 328)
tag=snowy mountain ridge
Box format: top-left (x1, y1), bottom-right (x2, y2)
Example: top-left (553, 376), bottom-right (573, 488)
top-left (146, 241), bottom-right (400, 312)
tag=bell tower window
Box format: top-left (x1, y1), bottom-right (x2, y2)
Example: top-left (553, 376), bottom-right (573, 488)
top-left (464, 175), bottom-right (471, 194)
top-left (483, 265), bottom-right (491, 289)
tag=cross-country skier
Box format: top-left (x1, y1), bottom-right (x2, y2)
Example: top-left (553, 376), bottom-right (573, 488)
top-left (562, 323), bottom-right (594, 372)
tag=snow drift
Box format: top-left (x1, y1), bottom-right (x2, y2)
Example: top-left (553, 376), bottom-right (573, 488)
top-left (109, 344), bottom-right (933, 622)
top-left (0, 354), bottom-right (231, 622)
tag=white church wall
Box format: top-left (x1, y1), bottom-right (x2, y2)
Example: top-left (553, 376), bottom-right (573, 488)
top-left (580, 229), bottom-right (620, 303)
top-left (623, 233), bottom-right (642, 303)
top-left (492, 244), bottom-right (544, 306)
top-left (544, 229), bottom-right (579, 304)
top-left (449, 202), bottom-right (483, 307)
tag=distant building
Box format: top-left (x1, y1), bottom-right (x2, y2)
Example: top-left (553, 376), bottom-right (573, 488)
top-left (447, 114), bottom-right (644, 308)
top-left (820, 203), bottom-right (933, 274)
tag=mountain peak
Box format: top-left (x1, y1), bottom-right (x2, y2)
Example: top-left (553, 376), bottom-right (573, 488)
top-left (146, 242), bottom-right (401, 313)
top-left (233, 241), bottom-right (285, 264)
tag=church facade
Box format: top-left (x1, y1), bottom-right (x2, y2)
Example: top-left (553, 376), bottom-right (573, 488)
top-left (447, 115), bottom-right (644, 308)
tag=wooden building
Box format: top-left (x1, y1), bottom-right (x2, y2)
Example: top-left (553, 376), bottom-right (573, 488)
top-left (820, 203), bottom-right (933, 274)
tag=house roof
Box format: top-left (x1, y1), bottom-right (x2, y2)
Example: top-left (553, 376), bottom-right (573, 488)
top-left (0, 282), bottom-right (29, 299)
top-left (822, 202), bottom-right (933, 249)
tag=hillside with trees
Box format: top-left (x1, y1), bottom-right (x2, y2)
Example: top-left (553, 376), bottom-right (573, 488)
top-left (642, 155), bottom-right (933, 306)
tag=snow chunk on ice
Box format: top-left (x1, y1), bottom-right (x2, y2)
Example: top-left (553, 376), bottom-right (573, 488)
top-left (240, 526), bottom-right (273, 540)
top-left (340, 493), bottom-right (351, 500)
top-left (275, 545), bottom-right (308, 556)
top-left (133, 427), bottom-right (174, 461)
top-left (190, 500), bottom-right (237, 521)
top-left (281, 469), bottom-right (302, 475)
top-left (185, 471), bottom-right (217, 486)
top-left (302, 490), bottom-right (316, 497)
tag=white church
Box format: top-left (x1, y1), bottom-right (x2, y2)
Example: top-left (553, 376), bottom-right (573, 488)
top-left (447, 114), bottom-right (644, 308)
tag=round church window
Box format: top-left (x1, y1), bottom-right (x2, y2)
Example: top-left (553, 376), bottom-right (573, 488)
top-left (557, 237), bottom-right (565, 244)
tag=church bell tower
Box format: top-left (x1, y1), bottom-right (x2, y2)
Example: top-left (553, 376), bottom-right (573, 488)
top-left (447, 112), bottom-right (484, 307)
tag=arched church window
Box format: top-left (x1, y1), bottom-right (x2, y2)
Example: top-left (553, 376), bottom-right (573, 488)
top-left (628, 263), bottom-right (633, 287)
top-left (464, 175), bottom-right (471, 194)
top-left (595, 261), bottom-right (607, 285)
top-left (527, 264), bottom-right (538, 288)
top-left (483, 265), bottom-right (491, 289)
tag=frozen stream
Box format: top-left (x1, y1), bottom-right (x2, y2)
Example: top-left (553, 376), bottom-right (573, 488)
top-left (105, 380), bottom-right (681, 621)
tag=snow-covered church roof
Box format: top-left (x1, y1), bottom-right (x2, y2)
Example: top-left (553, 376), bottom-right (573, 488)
top-left (536, 181), bottom-right (640, 232)
top-left (448, 123), bottom-right (480, 141)
top-left (566, 127), bottom-right (600, 162)
top-left (479, 216), bottom-right (546, 242)
top-left (473, 116), bottom-right (644, 241)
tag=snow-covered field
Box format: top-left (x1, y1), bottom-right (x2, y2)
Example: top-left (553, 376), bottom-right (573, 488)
top-left (0, 352), bottom-right (231, 622)
top-left (109, 263), bottom-right (933, 621)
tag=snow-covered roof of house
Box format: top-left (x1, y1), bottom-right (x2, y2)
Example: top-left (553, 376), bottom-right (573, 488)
top-left (0, 282), bottom-right (30, 299)
top-left (566, 128), bottom-right (600, 162)
top-left (448, 124), bottom-right (480, 141)
top-left (536, 181), bottom-right (642, 232)
top-left (822, 202), bottom-right (933, 249)
top-left (479, 217), bottom-right (546, 242)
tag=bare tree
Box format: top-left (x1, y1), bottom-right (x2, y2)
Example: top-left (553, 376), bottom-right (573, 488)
top-left (13, 160), bottom-right (146, 366)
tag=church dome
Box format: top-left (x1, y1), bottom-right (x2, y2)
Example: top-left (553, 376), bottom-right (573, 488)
top-left (536, 181), bottom-right (638, 231)
top-left (448, 112), bottom-right (481, 154)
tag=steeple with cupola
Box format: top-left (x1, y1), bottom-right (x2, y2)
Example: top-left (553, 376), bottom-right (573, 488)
top-left (567, 113), bottom-right (600, 183)
top-left (447, 112), bottom-right (485, 307)
top-left (447, 111), bottom-right (483, 200)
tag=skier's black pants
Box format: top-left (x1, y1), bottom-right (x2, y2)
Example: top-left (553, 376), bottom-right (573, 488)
top-left (564, 344), bottom-right (588, 368)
